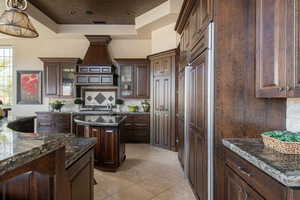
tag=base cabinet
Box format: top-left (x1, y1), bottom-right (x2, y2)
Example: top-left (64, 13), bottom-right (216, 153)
top-left (225, 166), bottom-right (263, 200)
top-left (76, 125), bottom-right (126, 171)
top-left (123, 114), bottom-right (150, 143)
top-left (225, 149), bottom-right (300, 200)
top-left (66, 149), bottom-right (94, 200)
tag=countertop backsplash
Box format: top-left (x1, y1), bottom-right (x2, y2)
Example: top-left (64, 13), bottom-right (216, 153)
top-left (287, 98), bottom-right (300, 132)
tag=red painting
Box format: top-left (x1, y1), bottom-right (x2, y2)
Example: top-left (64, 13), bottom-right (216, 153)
top-left (17, 71), bottom-right (42, 104)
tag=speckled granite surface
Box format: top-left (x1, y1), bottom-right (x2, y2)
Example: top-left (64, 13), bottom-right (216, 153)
top-left (0, 119), bottom-right (96, 176)
top-left (223, 138), bottom-right (300, 187)
top-left (74, 115), bottom-right (127, 127)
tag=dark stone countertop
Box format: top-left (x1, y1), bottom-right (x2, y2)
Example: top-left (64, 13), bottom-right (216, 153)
top-left (0, 119), bottom-right (96, 176)
top-left (223, 138), bottom-right (300, 187)
top-left (73, 115), bottom-right (127, 127)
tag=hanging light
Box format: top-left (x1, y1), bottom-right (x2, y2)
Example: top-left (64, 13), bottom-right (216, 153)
top-left (0, 0), bottom-right (39, 38)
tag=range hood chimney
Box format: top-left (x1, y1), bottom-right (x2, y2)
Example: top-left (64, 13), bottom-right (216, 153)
top-left (82, 35), bottom-right (112, 66)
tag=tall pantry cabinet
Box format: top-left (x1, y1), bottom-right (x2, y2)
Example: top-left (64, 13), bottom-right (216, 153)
top-left (175, 0), bottom-right (286, 200)
top-left (148, 49), bottom-right (178, 151)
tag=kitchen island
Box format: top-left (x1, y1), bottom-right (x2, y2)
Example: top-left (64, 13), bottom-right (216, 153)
top-left (74, 114), bottom-right (127, 171)
top-left (0, 119), bottom-right (96, 200)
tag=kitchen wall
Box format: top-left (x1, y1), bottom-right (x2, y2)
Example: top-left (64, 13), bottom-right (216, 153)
top-left (287, 99), bottom-right (300, 132)
top-left (0, 37), bottom-right (151, 117)
top-left (151, 23), bottom-right (180, 54)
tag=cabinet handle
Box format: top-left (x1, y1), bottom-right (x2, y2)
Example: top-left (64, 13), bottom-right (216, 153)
top-left (237, 166), bottom-right (252, 177)
top-left (105, 130), bottom-right (114, 133)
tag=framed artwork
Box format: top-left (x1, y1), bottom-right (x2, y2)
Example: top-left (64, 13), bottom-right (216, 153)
top-left (17, 71), bottom-right (42, 104)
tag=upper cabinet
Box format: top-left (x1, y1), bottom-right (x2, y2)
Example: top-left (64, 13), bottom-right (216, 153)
top-left (256, 0), bottom-right (300, 98)
top-left (175, 0), bottom-right (213, 52)
top-left (116, 59), bottom-right (150, 99)
top-left (40, 58), bottom-right (81, 98)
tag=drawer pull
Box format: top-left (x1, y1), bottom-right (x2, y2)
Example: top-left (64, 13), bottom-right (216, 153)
top-left (105, 130), bottom-right (114, 133)
top-left (237, 166), bottom-right (251, 177)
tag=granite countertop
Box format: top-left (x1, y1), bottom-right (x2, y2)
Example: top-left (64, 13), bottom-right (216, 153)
top-left (223, 138), bottom-right (300, 187)
top-left (0, 119), bottom-right (96, 176)
top-left (74, 115), bottom-right (127, 127)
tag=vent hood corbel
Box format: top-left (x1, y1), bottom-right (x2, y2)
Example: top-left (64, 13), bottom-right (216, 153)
top-left (82, 35), bottom-right (112, 66)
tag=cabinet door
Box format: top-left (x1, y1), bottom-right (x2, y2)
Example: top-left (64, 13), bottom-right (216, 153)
top-left (90, 127), bottom-right (101, 163)
top-left (152, 59), bottom-right (162, 76)
top-left (44, 62), bottom-right (60, 96)
top-left (177, 118), bottom-right (185, 167)
top-left (135, 63), bottom-right (150, 98)
top-left (161, 57), bottom-right (172, 76)
top-left (225, 167), bottom-right (264, 200)
top-left (153, 77), bottom-right (162, 146)
top-left (100, 128), bottom-right (118, 166)
top-left (256, 0), bottom-right (287, 98)
top-left (120, 64), bottom-right (135, 98)
top-left (287, 0), bottom-right (300, 97)
top-left (60, 63), bottom-right (76, 97)
top-left (160, 77), bottom-right (171, 149)
top-left (188, 128), bottom-right (196, 188)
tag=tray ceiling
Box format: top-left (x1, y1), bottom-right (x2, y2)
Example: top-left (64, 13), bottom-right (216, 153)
top-left (28, 0), bottom-right (168, 25)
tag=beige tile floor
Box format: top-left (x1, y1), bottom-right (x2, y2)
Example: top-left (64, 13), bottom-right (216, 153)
top-left (94, 144), bottom-right (196, 200)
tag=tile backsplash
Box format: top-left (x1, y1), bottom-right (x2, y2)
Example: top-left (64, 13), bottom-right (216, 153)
top-left (287, 98), bottom-right (300, 132)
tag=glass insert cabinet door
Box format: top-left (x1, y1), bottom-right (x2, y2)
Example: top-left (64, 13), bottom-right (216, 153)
top-left (61, 63), bottom-right (76, 97)
top-left (120, 65), bottom-right (134, 97)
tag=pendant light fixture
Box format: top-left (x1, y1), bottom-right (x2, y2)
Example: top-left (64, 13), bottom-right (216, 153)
top-left (0, 0), bottom-right (39, 38)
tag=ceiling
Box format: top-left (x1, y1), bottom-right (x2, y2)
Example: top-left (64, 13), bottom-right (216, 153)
top-left (28, 0), bottom-right (168, 25)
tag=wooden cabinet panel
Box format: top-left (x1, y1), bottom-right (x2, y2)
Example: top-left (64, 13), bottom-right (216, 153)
top-left (44, 62), bottom-right (60, 96)
top-left (225, 167), bottom-right (264, 200)
top-left (67, 149), bottom-right (94, 200)
top-left (123, 114), bottom-right (150, 143)
top-left (188, 128), bottom-right (196, 187)
top-left (40, 58), bottom-right (80, 98)
top-left (177, 118), bottom-right (185, 167)
top-left (150, 49), bottom-right (177, 151)
top-left (100, 128), bottom-right (118, 167)
top-left (36, 112), bottom-right (71, 134)
top-left (200, 0), bottom-right (213, 29)
top-left (256, 0), bottom-right (287, 98)
top-left (117, 59), bottom-right (150, 99)
top-left (188, 50), bottom-right (208, 200)
top-left (136, 63), bottom-right (150, 98)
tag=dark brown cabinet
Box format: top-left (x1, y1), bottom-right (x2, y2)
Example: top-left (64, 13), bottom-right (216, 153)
top-left (187, 50), bottom-right (208, 200)
top-left (36, 112), bottom-right (71, 134)
top-left (40, 58), bottom-right (81, 98)
top-left (149, 49), bottom-right (177, 151)
top-left (116, 59), bottom-right (150, 99)
top-left (75, 125), bottom-right (125, 172)
top-left (256, 0), bottom-right (300, 98)
top-left (225, 167), bottom-right (263, 200)
top-left (66, 149), bottom-right (94, 200)
top-left (123, 114), bottom-right (150, 143)
top-left (224, 148), bottom-right (300, 200)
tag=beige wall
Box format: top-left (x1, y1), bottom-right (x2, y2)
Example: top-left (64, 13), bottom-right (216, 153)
top-left (151, 23), bottom-right (179, 54)
top-left (0, 38), bottom-right (151, 116)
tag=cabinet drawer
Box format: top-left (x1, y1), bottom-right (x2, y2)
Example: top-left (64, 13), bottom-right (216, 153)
top-left (225, 149), bottom-right (286, 200)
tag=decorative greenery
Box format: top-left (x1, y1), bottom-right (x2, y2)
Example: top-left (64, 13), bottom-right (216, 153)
top-left (74, 98), bottom-right (83, 105)
top-left (262, 131), bottom-right (300, 142)
top-left (116, 99), bottom-right (124, 105)
top-left (50, 100), bottom-right (64, 111)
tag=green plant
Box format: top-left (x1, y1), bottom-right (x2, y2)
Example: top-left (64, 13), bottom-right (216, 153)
top-left (74, 98), bottom-right (83, 105)
top-left (116, 99), bottom-right (124, 105)
top-left (262, 131), bottom-right (300, 142)
top-left (50, 100), bottom-right (64, 111)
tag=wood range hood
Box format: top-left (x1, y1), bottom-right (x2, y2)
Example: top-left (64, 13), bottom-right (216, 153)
top-left (82, 35), bottom-right (112, 66)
